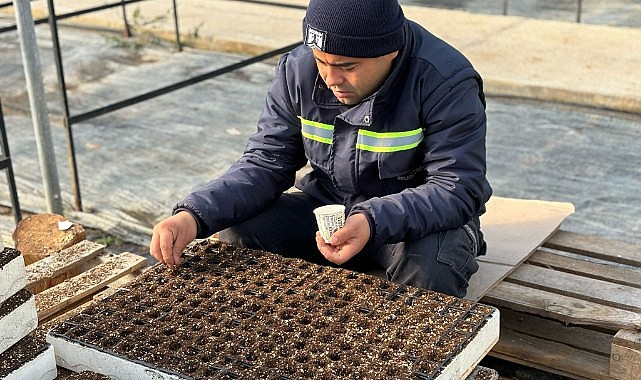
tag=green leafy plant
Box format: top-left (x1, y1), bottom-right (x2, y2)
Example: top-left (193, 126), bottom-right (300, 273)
top-left (105, 7), bottom-right (170, 49)
top-left (95, 234), bottom-right (123, 247)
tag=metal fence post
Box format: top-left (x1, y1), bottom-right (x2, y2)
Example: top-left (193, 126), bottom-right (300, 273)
top-left (0, 99), bottom-right (22, 225)
top-left (577, 0), bottom-right (583, 23)
top-left (13, 0), bottom-right (64, 215)
top-left (46, 0), bottom-right (83, 212)
top-left (172, 0), bottom-right (182, 51)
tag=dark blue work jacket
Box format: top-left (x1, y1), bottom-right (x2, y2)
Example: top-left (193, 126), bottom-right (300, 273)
top-left (177, 20), bottom-right (492, 250)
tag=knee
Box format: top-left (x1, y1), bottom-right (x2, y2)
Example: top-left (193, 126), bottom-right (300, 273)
top-left (385, 228), bottom-right (480, 297)
top-left (400, 255), bottom-right (476, 298)
top-left (218, 226), bottom-right (250, 247)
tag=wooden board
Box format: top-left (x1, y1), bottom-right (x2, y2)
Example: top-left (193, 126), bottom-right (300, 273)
top-left (26, 240), bottom-right (105, 294)
top-left (479, 197), bottom-right (575, 266)
top-left (610, 330), bottom-right (641, 379)
top-left (491, 328), bottom-right (611, 380)
top-left (467, 197), bottom-right (575, 301)
top-left (484, 281), bottom-right (641, 331)
top-left (544, 230), bottom-right (641, 267)
top-left (466, 261), bottom-right (512, 301)
top-left (527, 249), bottom-right (641, 288)
top-left (34, 252), bottom-right (147, 321)
top-left (498, 308), bottom-right (614, 356)
top-left (482, 230), bottom-right (641, 380)
top-left (507, 263), bottom-right (641, 313)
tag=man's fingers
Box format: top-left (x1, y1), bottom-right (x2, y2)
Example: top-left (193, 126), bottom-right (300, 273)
top-left (316, 231), bottom-right (350, 264)
top-left (149, 230), bottom-right (165, 265)
top-left (171, 232), bottom-right (185, 267)
top-left (159, 229), bottom-right (178, 267)
top-left (149, 212), bottom-right (197, 268)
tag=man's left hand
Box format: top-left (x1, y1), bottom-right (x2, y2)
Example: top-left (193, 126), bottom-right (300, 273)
top-left (316, 213), bottom-right (370, 265)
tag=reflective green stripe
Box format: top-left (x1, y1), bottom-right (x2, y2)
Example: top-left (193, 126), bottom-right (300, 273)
top-left (299, 116), bottom-right (334, 144)
top-left (356, 128), bottom-right (423, 152)
top-left (299, 117), bottom-right (423, 152)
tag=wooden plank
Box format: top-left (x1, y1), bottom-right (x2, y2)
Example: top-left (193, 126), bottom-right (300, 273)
top-left (610, 330), bottom-right (641, 380)
top-left (104, 267), bottom-right (147, 289)
top-left (480, 197), bottom-right (574, 266)
top-left (498, 308), bottom-right (614, 356)
top-left (35, 252), bottom-right (147, 321)
top-left (483, 281), bottom-right (641, 330)
top-left (26, 240), bottom-right (105, 294)
top-left (467, 198), bottom-right (574, 301)
top-left (465, 366), bottom-right (498, 380)
top-left (491, 328), bottom-right (612, 380)
top-left (508, 263), bottom-right (641, 312)
top-left (613, 330), bottom-right (641, 350)
top-left (528, 249), bottom-right (641, 289)
top-left (544, 230), bottom-right (641, 268)
top-left (466, 260), bottom-right (513, 302)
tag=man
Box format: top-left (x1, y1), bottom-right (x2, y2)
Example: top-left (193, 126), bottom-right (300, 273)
top-left (150, 0), bottom-right (492, 298)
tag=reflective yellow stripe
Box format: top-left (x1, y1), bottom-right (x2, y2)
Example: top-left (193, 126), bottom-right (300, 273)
top-left (299, 116), bottom-right (333, 144)
top-left (299, 116), bottom-right (423, 152)
top-left (356, 128), bottom-right (423, 152)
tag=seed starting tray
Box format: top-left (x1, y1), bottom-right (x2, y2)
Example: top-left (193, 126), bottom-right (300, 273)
top-left (0, 335), bottom-right (57, 380)
top-left (0, 248), bottom-right (26, 305)
top-left (47, 240), bottom-right (499, 379)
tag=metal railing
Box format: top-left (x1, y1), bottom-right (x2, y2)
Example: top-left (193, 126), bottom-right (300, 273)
top-left (502, 0), bottom-right (584, 22)
top-left (0, 99), bottom-right (22, 225)
top-left (0, 0), bottom-right (598, 214)
top-left (1, 0), bottom-right (302, 212)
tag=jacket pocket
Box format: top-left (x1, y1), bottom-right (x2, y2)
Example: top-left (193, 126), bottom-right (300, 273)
top-left (303, 137), bottom-right (332, 171)
top-left (374, 150), bottom-right (423, 194)
top-left (436, 226), bottom-right (479, 279)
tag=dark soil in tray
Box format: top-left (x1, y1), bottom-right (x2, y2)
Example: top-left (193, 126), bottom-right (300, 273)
top-left (0, 335), bottom-right (49, 377)
top-left (0, 288), bottom-right (32, 319)
top-left (0, 248), bottom-right (20, 268)
top-left (64, 370), bottom-right (113, 379)
top-left (49, 240), bottom-right (495, 379)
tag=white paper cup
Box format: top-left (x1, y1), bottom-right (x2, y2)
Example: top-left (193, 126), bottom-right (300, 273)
top-left (313, 204), bottom-right (346, 243)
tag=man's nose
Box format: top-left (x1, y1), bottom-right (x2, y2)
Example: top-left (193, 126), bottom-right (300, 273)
top-left (324, 67), bottom-right (344, 87)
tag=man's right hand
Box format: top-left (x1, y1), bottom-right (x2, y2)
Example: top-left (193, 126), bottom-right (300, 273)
top-left (150, 211), bottom-right (198, 267)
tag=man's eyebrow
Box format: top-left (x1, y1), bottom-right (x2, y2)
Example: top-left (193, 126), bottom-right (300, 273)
top-left (314, 56), bottom-right (358, 67)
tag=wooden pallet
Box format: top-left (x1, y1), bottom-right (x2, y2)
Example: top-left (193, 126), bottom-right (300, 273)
top-left (25, 241), bottom-right (149, 325)
top-left (481, 230), bottom-right (641, 380)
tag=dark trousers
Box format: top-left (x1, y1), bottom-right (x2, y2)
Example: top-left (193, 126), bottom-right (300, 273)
top-left (219, 192), bottom-right (484, 298)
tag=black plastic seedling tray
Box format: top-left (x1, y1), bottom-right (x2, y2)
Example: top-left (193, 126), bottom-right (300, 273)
top-left (48, 240), bottom-right (498, 379)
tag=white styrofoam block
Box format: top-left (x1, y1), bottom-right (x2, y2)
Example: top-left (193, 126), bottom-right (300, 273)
top-left (0, 292), bottom-right (38, 354)
top-left (3, 342), bottom-right (57, 380)
top-left (439, 309), bottom-right (501, 379)
top-left (0, 252), bottom-right (26, 305)
top-left (47, 333), bottom-right (186, 380)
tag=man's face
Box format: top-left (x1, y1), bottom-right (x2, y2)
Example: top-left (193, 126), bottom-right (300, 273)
top-left (312, 49), bottom-right (399, 105)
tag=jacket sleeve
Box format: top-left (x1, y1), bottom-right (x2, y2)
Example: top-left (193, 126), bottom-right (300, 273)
top-left (174, 54), bottom-right (307, 238)
top-left (351, 73), bottom-right (491, 249)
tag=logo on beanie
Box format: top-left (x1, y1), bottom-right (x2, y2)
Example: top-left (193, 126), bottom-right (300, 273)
top-left (305, 25), bottom-right (326, 51)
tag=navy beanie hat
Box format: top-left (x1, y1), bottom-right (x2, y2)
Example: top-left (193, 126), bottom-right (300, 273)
top-left (303, 0), bottom-right (406, 58)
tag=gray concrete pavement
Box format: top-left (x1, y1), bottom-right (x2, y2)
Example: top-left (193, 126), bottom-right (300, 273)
top-left (17, 0), bottom-right (641, 114)
top-left (0, 1), bottom-right (640, 250)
